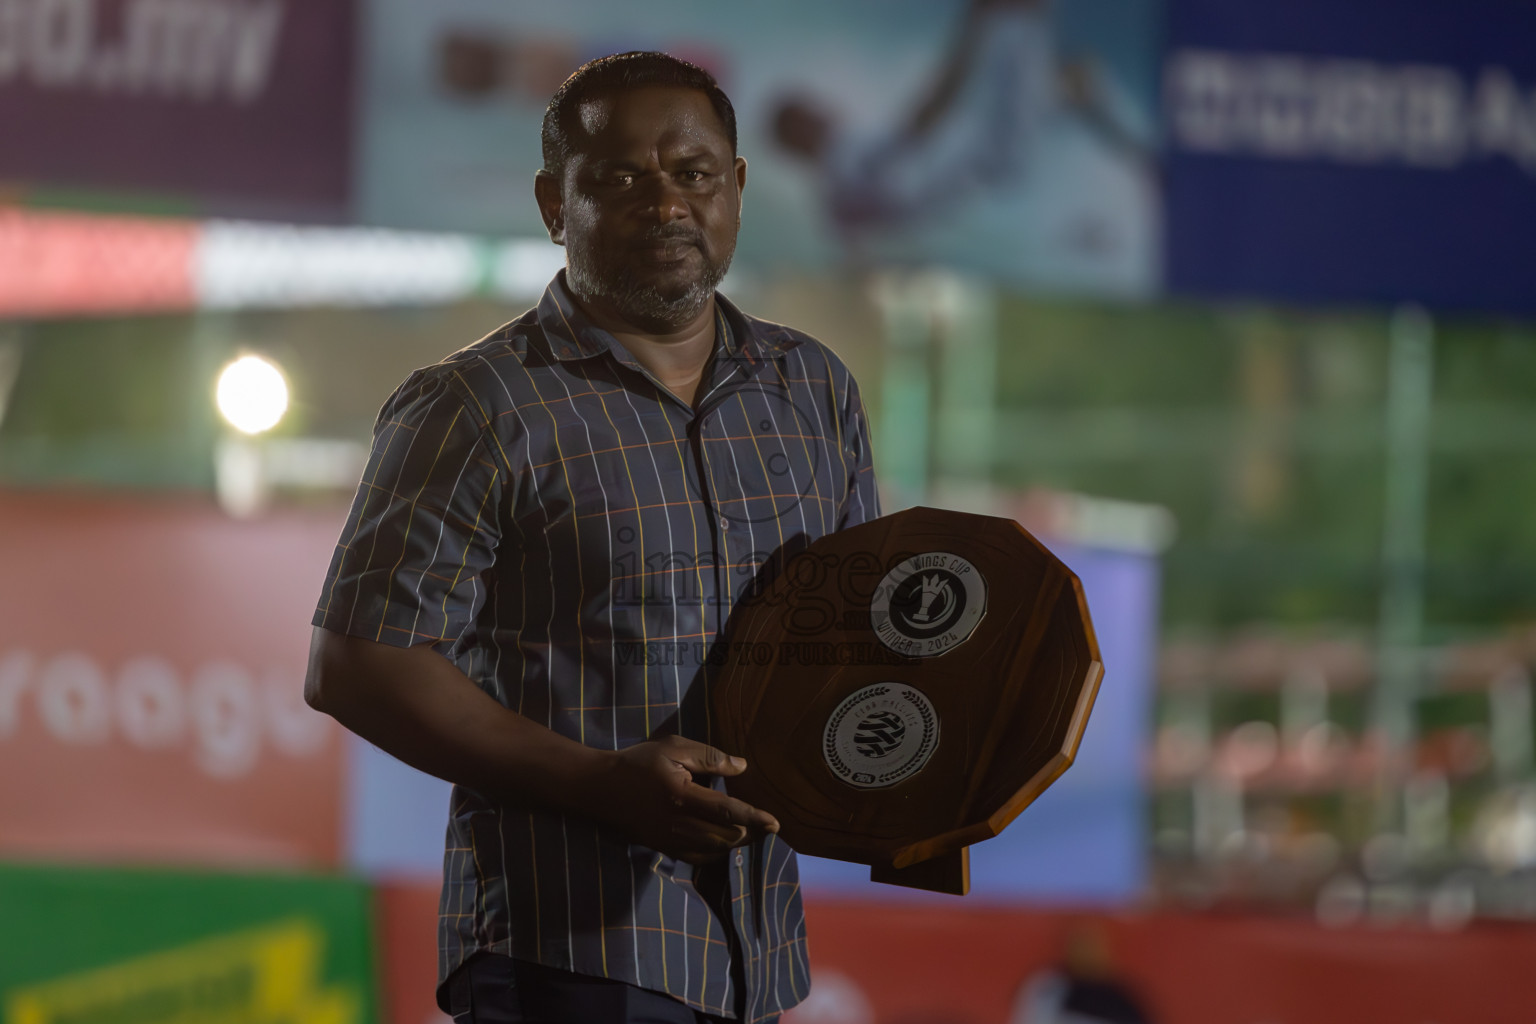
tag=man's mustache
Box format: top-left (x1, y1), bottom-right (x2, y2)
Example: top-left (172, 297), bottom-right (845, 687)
top-left (634, 227), bottom-right (705, 248)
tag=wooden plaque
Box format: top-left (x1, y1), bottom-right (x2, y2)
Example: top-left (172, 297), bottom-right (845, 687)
top-left (712, 507), bottom-right (1103, 894)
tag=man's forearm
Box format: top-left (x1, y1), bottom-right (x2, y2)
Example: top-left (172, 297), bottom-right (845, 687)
top-left (304, 627), bottom-right (612, 814)
top-left (304, 626), bottom-right (776, 863)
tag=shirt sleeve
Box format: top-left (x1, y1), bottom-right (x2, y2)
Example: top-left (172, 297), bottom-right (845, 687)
top-left (312, 366), bottom-right (505, 651)
top-left (837, 373), bottom-right (882, 530)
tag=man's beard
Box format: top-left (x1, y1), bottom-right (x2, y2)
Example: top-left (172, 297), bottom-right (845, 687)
top-left (566, 226), bottom-right (734, 332)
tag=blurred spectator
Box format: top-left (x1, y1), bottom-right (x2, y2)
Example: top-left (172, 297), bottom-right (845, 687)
top-left (1007, 920), bottom-right (1155, 1024)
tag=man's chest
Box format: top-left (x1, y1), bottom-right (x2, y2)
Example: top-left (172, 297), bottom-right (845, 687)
top-left (506, 374), bottom-right (848, 553)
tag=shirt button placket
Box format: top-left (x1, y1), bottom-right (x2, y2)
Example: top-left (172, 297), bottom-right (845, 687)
top-left (701, 415), bottom-right (731, 535)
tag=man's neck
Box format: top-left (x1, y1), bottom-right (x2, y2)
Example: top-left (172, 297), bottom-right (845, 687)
top-left (574, 293), bottom-right (719, 408)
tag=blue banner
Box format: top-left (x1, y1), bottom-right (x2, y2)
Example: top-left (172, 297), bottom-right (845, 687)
top-left (1165, 0), bottom-right (1536, 314)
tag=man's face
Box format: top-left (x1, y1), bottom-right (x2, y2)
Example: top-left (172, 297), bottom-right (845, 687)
top-left (539, 85), bottom-right (747, 332)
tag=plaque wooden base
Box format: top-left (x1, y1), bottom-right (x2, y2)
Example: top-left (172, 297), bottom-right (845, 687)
top-left (870, 848), bottom-right (970, 896)
top-left (713, 507), bottom-right (1103, 894)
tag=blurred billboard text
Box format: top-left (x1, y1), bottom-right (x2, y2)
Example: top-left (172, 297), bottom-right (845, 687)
top-left (1166, 0), bottom-right (1536, 314)
top-left (0, 492), bottom-right (347, 867)
top-left (0, 0), bottom-right (355, 220)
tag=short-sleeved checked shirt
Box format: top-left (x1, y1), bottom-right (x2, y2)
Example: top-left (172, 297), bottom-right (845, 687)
top-left (313, 272), bottom-right (879, 1022)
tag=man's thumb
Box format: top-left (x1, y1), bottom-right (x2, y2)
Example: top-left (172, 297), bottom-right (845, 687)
top-left (702, 744), bottom-right (748, 775)
top-left (667, 736), bottom-right (748, 775)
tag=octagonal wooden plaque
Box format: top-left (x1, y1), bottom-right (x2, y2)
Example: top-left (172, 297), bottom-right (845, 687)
top-left (712, 506), bottom-right (1103, 894)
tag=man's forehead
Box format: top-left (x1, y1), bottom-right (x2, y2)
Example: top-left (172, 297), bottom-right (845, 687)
top-left (573, 85), bottom-right (730, 153)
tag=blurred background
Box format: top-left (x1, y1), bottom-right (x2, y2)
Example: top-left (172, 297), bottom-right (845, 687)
top-left (2, 0), bottom-right (1534, 1021)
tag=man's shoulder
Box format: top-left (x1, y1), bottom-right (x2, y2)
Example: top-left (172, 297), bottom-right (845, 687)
top-left (730, 305), bottom-right (860, 385)
top-left (370, 310), bottom-right (554, 438)
top-left (443, 307), bottom-right (548, 376)
top-left (400, 308), bottom-right (549, 397)
top-left (736, 308), bottom-right (811, 349)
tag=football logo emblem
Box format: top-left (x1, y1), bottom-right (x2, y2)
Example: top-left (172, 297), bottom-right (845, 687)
top-left (853, 710), bottom-right (907, 758)
top-left (824, 684), bottom-right (940, 789)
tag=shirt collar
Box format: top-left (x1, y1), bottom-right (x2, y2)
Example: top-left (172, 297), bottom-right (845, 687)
top-left (535, 270), bottom-right (801, 368)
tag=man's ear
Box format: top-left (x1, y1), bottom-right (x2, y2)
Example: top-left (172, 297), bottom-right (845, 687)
top-left (534, 170), bottom-right (565, 245)
top-left (734, 156), bottom-right (747, 227)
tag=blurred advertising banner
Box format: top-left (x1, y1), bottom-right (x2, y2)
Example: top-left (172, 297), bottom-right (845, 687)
top-left (0, 492), bottom-right (348, 867)
top-left (785, 903), bottom-right (1536, 1023)
top-left (0, 863), bottom-right (376, 1024)
top-left (0, 208), bottom-right (196, 316)
top-left (358, 0), bottom-right (1162, 298)
top-left (1165, 0), bottom-right (1536, 315)
top-left (0, 0), bottom-right (355, 220)
top-left (372, 889), bottom-right (1536, 1024)
top-left (374, 882), bottom-right (444, 1024)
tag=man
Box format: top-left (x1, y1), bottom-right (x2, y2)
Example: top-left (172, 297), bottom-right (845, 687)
top-left (305, 52), bottom-right (879, 1024)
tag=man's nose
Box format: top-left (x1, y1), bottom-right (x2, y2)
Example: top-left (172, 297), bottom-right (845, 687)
top-left (638, 175), bottom-right (689, 222)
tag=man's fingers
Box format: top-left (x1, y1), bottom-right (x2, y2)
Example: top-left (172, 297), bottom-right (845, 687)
top-left (671, 819), bottom-right (748, 859)
top-left (666, 797), bottom-right (781, 863)
top-left (682, 788), bottom-right (778, 835)
top-left (668, 780), bottom-right (779, 835)
top-left (661, 736), bottom-right (748, 776)
top-left (725, 799), bottom-right (779, 835)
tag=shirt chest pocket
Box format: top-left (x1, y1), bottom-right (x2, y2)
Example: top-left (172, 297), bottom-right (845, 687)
top-left (698, 390), bottom-right (842, 532)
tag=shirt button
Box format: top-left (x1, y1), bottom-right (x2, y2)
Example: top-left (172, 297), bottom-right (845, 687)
top-left (719, 516), bottom-right (730, 532)
top-left (736, 851), bottom-right (744, 866)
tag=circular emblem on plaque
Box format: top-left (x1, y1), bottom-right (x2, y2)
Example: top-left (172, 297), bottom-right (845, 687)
top-left (823, 684), bottom-right (940, 789)
top-left (870, 552), bottom-right (987, 657)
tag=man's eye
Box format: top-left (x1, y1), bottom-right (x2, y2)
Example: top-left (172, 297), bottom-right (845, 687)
top-left (680, 170), bottom-right (708, 182)
top-left (610, 173), bottom-right (635, 186)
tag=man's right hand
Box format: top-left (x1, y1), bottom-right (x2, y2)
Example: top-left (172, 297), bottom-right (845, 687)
top-left (593, 735), bottom-right (780, 865)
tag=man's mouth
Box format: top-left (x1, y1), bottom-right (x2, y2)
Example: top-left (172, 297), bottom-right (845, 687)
top-left (634, 243), bottom-right (697, 265)
top-left (634, 232), bottom-right (702, 264)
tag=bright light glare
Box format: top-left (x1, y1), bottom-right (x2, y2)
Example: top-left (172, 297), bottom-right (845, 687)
top-left (216, 354), bottom-right (289, 435)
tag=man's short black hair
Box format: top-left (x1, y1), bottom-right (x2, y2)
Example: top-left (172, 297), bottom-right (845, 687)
top-left (541, 51), bottom-right (737, 178)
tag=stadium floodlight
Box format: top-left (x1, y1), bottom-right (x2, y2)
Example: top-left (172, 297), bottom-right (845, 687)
top-left (215, 354), bottom-right (289, 435)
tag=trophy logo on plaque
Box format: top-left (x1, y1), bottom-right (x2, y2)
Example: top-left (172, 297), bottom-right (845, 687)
top-left (871, 553), bottom-right (987, 657)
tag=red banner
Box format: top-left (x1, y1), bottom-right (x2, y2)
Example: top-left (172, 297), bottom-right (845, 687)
top-left (0, 208), bottom-right (196, 316)
top-left (0, 491), bottom-right (348, 867)
top-left (374, 887), bottom-right (1536, 1024)
top-left (375, 883), bottom-right (445, 1024)
top-left (791, 902), bottom-right (1535, 1024)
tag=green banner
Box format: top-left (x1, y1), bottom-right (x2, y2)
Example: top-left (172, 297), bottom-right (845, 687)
top-left (0, 863), bottom-right (376, 1024)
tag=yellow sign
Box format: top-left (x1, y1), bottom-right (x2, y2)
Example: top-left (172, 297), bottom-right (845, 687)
top-left (5, 920), bottom-right (360, 1024)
